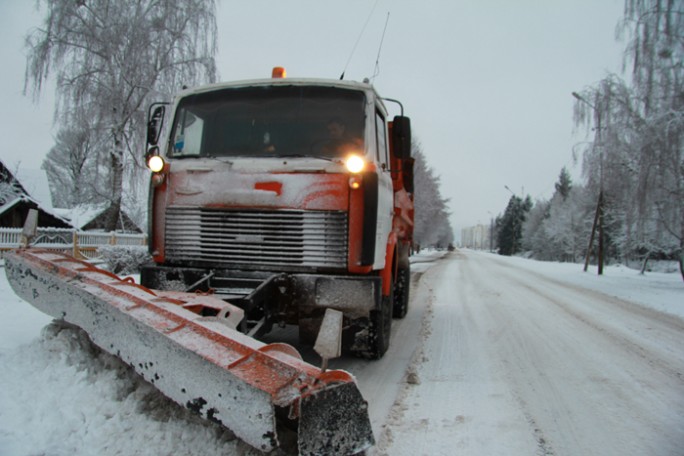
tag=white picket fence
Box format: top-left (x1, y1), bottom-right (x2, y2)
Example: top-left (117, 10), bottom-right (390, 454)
top-left (0, 227), bottom-right (147, 260)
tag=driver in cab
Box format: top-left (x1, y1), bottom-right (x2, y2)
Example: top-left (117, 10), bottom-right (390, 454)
top-left (322, 118), bottom-right (363, 156)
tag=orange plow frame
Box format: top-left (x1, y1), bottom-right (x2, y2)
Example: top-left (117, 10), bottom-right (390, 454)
top-left (4, 248), bottom-right (373, 455)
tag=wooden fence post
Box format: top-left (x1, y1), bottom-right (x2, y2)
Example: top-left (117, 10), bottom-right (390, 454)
top-left (72, 231), bottom-right (85, 260)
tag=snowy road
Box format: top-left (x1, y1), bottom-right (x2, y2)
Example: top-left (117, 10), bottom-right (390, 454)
top-left (1, 250), bottom-right (683, 455)
top-left (377, 250), bottom-right (684, 456)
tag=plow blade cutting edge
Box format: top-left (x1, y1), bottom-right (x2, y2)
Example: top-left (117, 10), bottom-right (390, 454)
top-left (4, 248), bottom-right (374, 455)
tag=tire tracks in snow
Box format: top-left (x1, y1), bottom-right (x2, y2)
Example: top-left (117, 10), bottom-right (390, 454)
top-left (468, 252), bottom-right (684, 455)
top-left (372, 253), bottom-right (448, 455)
top-left (492, 258), bottom-right (684, 385)
top-left (458, 252), bottom-right (560, 456)
top-left (378, 250), bottom-right (551, 455)
top-left (375, 250), bottom-right (684, 455)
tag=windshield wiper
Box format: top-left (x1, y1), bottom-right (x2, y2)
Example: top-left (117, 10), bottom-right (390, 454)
top-left (276, 154), bottom-right (339, 163)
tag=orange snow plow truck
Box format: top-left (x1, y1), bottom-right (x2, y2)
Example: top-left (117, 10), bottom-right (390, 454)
top-left (4, 69), bottom-right (413, 455)
top-left (142, 68), bottom-right (414, 359)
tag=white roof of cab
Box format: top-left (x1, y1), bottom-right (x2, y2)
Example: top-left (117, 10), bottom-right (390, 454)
top-left (175, 77), bottom-right (388, 114)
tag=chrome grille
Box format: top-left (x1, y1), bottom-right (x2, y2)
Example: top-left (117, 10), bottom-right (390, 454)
top-left (165, 207), bottom-right (348, 270)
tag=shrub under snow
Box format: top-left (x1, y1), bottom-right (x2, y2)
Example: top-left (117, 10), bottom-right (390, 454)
top-left (98, 245), bottom-right (151, 275)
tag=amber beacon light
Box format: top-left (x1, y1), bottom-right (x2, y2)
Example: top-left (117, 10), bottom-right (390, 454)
top-left (272, 66), bottom-right (287, 78)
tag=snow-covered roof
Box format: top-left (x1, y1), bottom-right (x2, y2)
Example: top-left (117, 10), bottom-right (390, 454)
top-left (52, 204), bottom-right (109, 230)
top-left (0, 196), bottom-right (24, 217)
top-left (0, 194), bottom-right (73, 227)
top-left (14, 168), bottom-right (54, 210)
top-left (0, 159), bottom-right (72, 227)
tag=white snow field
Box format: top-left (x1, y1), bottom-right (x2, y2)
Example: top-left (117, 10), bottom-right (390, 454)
top-left (1, 249), bottom-right (682, 455)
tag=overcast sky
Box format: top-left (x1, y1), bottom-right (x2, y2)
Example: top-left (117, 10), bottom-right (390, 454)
top-left (0, 0), bottom-right (626, 237)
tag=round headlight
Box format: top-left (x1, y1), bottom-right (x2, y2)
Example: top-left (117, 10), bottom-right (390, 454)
top-left (147, 155), bottom-right (165, 173)
top-left (345, 155), bottom-right (365, 174)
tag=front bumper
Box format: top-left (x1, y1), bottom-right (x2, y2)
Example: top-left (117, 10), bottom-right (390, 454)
top-left (140, 264), bottom-right (381, 317)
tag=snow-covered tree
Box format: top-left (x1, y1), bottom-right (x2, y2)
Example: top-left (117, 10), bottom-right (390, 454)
top-left (0, 173), bottom-right (24, 205)
top-left (412, 140), bottom-right (454, 249)
top-left (42, 111), bottom-right (107, 208)
top-left (555, 167), bottom-right (573, 201)
top-left (573, 0), bottom-right (683, 279)
top-left (497, 194), bottom-right (532, 256)
top-left (24, 0), bottom-right (218, 229)
top-left (522, 167), bottom-right (593, 262)
top-left (522, 198), bottom-right (550, 255)
top-left (545, 188), bottom-right (592, 262)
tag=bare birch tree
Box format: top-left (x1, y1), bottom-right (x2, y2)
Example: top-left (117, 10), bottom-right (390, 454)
top-left (25, 0), bottom-right (217, 229)
top-left (572, 0), bottom-right (683, 278)
top-left (43, 124), bottom-right (98, 208)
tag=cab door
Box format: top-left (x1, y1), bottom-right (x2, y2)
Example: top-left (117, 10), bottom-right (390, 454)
top-left (372, 108), bottom-right (394, 269)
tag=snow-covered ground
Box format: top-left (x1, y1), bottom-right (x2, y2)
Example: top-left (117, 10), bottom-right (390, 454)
top-left (377, 250), bottom-right (684, 456)
top-left (482, 252), bottom-right (683, 320)
top-left (0, 250), bottom-right (682, 455)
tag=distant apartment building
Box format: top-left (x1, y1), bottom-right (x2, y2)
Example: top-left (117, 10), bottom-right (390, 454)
top-left (461, 224), bottom-right (492, 250)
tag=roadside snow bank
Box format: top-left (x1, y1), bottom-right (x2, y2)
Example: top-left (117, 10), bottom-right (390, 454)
top-left (0, 322), bottom-right (239, 456)
top-left (470, 250), bottom-right (683, 319)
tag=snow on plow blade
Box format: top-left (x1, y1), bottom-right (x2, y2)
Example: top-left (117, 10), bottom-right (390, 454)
top-left (4, 249), bottom-right (374, 455)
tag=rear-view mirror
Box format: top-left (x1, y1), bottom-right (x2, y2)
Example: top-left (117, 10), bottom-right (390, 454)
top-left (147, 105), bottom-right (166, 146)
top-left (392, 116), bottom-right (411, 159)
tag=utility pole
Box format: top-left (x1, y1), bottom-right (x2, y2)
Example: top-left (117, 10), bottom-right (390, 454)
top-left (573, 91), bottom-right (604, 275)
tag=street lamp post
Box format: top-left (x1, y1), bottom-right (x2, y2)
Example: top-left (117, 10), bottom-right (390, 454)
top-left (572, 91), bottom-right (604, 275)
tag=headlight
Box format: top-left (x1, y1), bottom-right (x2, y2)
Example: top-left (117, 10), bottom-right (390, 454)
top-left (147, 155), bottom-right (165, 173)
top-left (345, 154), bottom-right (365, 174)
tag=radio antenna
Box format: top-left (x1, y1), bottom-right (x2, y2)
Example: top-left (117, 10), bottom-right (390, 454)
top-left (340, 0), bottom-right (380, 80)
top-left (370, 12), bottom-right (390, 83)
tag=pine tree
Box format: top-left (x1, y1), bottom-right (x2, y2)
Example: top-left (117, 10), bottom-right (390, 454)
top-left (554, 167), bottom-right (572, 201)
top-left (497, 195), bottom-right (532, 256)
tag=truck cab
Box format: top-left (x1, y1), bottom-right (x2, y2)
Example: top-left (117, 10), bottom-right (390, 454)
top-left (142, 72), bottom-right (413, 359)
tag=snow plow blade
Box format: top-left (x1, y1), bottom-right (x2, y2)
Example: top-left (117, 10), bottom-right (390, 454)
top-left (4, 248), bottom-right (374, 455)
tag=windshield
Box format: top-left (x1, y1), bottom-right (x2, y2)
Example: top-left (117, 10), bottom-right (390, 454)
top-left (168, 85), bottom-right (366, 159)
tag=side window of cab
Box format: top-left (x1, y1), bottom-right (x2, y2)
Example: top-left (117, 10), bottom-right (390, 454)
top-left (171, 108), bottom-right (203, 156)
top-left (375, 110), bottom-right (389, 169)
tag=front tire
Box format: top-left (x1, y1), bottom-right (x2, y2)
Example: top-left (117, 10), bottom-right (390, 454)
top-left (393, 265), bottom-right (410, 318)
top-left (366, 275), bottom-right (393, 359)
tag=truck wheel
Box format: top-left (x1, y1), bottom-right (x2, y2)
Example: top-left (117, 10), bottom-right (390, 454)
top-left (393, 265), bottom-right (410, 319)
top-left (366, 276), bottom-right (393, 359)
